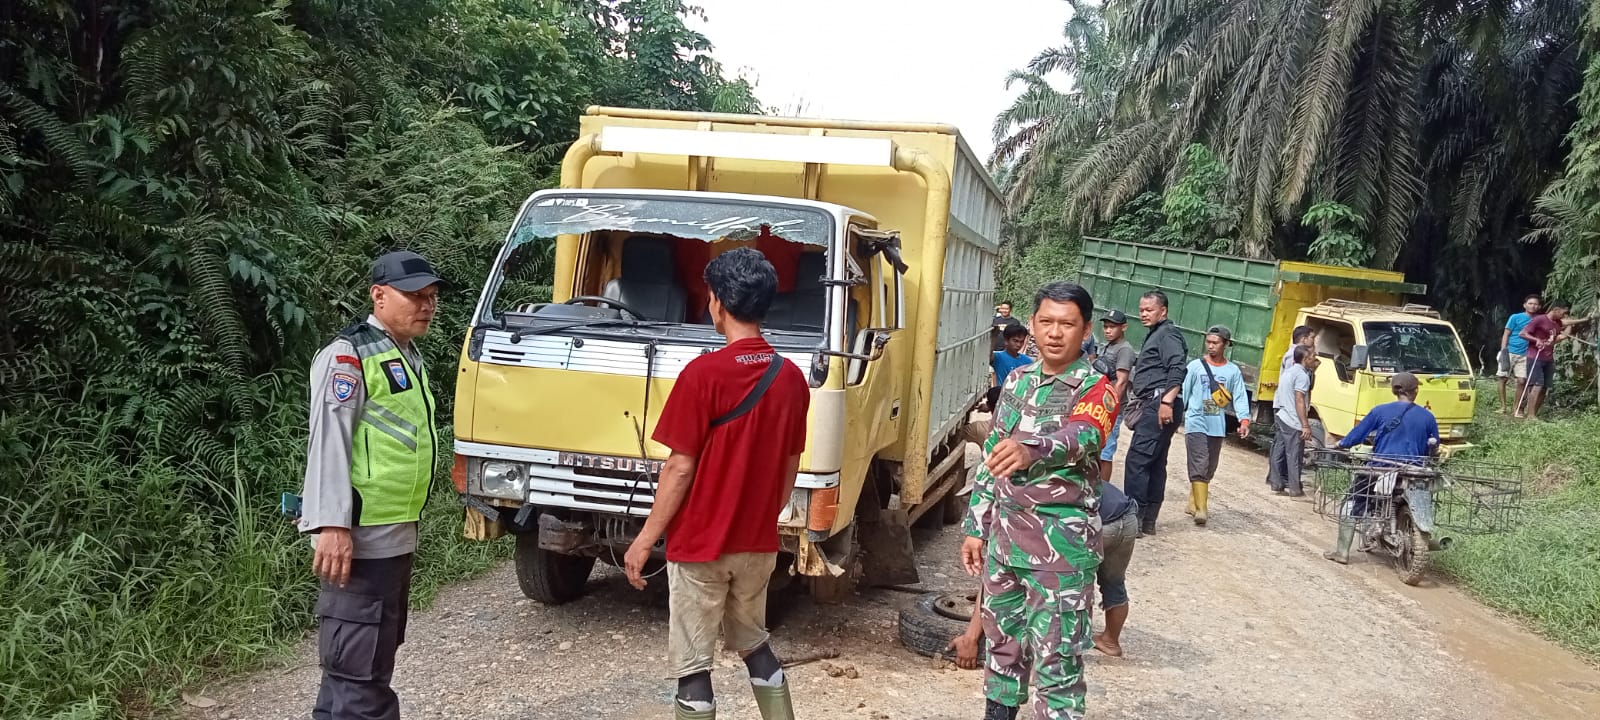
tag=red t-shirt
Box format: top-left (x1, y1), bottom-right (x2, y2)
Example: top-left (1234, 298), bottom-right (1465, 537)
top-left (1524, 314), bottom-right (1561, 361)
top-left (652, 337), bottom-right (811, 562)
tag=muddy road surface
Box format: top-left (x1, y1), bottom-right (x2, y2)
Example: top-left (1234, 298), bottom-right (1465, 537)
top-left (190, 440), bottom-right (1600, 719)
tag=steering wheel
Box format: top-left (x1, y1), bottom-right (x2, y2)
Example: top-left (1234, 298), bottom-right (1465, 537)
top-left (564, 295), bottom-right (648, 321)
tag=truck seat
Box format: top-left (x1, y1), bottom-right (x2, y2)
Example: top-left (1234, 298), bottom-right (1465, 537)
top-left (603, 237), bottom-right (687, 322)
top-left (766, 251), bottom-right (828, 332)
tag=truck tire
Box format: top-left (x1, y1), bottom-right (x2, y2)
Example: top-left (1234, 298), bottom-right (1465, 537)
top-left (514, 533), bottom-right (596, 604)
top-left (942, 489), bottom-right (970, 525)
top-left (807, 551), bottom-right (861, 604)
top-left (898, 592), bottom-right (984, 660)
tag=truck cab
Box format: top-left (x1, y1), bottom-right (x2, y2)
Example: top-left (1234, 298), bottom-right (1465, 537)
top-left (1297, 301), bottom-right (1476, 450)
top-left (450, 108), bottom-right (1003, 605)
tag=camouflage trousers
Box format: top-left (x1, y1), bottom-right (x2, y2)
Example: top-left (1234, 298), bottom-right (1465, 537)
top-left (981, 562), bottom-right (1094, 720)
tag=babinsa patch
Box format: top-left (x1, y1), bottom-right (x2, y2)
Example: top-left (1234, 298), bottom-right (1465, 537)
top-left (383, 359), bottom-right (411, 393)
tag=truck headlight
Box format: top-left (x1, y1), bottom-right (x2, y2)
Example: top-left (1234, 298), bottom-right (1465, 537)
top-left (480, 461), bottom-right (525, 498)
top-left (1449, 424), bottom-right (1468, 439)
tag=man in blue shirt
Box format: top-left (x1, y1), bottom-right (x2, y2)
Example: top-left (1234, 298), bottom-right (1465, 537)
top-left (1180, 326), bottom-right (1253, 526)
top-left (1497, 294), bottom-right (1541, 415)
top-left (986, 323), bottom-right (1032, 411)
top-left (1324, 372), bottom-right (1439, 564)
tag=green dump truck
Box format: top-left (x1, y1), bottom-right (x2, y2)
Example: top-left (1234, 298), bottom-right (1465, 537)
top-left (1077, 237), bottom-right (1478, 448)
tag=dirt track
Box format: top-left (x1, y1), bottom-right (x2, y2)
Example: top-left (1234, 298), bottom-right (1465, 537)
top-left (189, 439), bottom-right (1600, 719)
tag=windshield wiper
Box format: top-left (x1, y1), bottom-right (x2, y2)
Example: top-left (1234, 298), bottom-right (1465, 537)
top-left (509, 318), bottom-right (669, 343)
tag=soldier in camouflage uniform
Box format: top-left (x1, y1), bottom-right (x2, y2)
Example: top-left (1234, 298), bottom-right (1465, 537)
top-left (963, 282), bottom-right (1118, 720)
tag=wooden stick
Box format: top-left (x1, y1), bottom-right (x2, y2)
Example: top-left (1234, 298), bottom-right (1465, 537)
top-left (781, 649), bottom-right (840, 668)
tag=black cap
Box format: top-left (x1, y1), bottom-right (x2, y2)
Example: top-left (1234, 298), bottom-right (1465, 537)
top-left (1207, 325), bottom-right (1233, 344)
top-left (1391, 372), bottom-right (1420, 394)
top-left (371, 250), bottom-right (445, 292)
top-left (1102, 309), bottom-right (1128, 325)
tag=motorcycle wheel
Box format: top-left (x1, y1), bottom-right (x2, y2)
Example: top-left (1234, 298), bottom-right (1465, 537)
top-left (1394, 514), bottom-right (1430, 586)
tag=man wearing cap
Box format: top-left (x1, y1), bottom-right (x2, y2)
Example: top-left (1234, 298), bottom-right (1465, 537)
top-left (298, 250), bottom-right (445, 720)
top-left (1179, 326), bottom-right (1252, 525)
top-left (1325, 372), bottom-right (1439, 564)
top-left (1091, 310), bottom-right (1134, 481)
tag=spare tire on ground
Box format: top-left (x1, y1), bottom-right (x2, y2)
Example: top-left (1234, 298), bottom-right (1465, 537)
top-left (897, 591), bottom-right (987, 661)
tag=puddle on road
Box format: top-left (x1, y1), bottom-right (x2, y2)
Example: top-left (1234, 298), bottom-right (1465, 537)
top-left (1392, 581), bottom-right (1600, 718)
top-left (1216, 441), bottom-right (1599, 718)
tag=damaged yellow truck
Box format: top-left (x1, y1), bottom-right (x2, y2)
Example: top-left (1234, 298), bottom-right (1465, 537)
top-left (450, 107), bottom-right (1004, 604)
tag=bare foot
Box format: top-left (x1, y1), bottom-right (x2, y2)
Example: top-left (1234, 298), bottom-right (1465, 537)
top-left (1092, 632), bottom-right (1123, 657)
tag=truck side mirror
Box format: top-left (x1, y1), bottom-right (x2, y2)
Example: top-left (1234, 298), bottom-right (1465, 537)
top-left (1350, 345), bottom-right (1369, 370)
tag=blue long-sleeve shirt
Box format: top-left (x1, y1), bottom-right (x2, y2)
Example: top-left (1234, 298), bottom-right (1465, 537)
top-left (1336, 400), bottom-right (1439, 460)
top-left (1181, 358), bottom-right (1252, 436)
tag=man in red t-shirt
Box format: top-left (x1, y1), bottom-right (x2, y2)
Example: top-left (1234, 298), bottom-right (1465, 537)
top-left (1518, 298), bottom-right (1572, 420)
top-left (624, 247), bottom-right (810, 720)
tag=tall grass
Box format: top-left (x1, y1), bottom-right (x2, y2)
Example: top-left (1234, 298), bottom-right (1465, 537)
top-left (0, 402), bottom-right (508, 720)
top-left (1432, 385), bottom-right (1600, 660)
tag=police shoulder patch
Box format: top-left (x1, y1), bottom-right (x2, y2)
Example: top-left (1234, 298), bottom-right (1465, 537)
top-left (330, 371), bottom-right (359, 404)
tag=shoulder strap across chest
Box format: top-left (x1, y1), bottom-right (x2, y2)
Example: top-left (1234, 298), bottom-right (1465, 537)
top-left (709, 356), bottom-right (786, 429)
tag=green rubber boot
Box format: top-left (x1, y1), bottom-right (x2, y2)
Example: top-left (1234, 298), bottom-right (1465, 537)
top-left (1324, 520), bottom-right (1355, 565)
top-left (751, 681), bottom-right (795, 720)
top-left (673, 700), bottom-right (716, 720)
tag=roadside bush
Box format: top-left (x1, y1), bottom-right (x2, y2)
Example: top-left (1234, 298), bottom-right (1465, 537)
top-left (1433, 392), bottom-right (1600, 660)
top-left (0, 401), bottom-right (508, 720)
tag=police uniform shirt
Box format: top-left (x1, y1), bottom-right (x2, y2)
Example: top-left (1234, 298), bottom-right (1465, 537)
top-left (298, 314), bottom-right (424, 559)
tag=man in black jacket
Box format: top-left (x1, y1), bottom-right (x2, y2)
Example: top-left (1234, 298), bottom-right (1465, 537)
top-left (1123, 291), bottom-right (1188, 536)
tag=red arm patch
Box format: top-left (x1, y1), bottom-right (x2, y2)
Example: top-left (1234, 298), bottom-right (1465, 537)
top-left (334, 354), bottom-right (360, 368)
top-left (1069, 375), bottom-right (1120, 443)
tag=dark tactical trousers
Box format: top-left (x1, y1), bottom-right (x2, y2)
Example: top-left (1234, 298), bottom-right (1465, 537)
top-left (1123, 395), bottom-right (1183, 515)
top-left (313, 553), bottom-right (413, 720)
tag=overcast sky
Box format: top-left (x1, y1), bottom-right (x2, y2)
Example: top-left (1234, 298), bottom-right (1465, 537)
top-left (688, 0), bottom-right (1074, 163)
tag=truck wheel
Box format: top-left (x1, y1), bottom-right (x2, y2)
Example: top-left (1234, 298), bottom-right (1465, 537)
top-left (942, 490), bottom-right (970, 525)
top-left (806, 552), bottom-right (860, 604)
top-left (898, 592), bottom-right (983, 660)
top-left (514, 533), bottom-right (596, 604)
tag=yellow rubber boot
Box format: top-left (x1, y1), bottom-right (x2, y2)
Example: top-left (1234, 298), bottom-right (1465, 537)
top-left (1192, 481), bottom-right (1209, 525)
top-left (1184, 484), bottom-right (1197, 516)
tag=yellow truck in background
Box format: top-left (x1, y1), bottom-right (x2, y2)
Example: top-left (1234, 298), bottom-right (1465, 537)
top-left (1079, 238), bottom-right (1477, 451)
top-left (450, 107), bottom-right (1004, 604)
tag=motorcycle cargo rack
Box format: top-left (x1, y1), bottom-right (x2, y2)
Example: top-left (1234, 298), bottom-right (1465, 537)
top-left (1308, 450), bottom-right (1525, 535)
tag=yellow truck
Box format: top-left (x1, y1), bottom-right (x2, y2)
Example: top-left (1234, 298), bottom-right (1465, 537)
top-left (1079, 238), bottom-right (1477, 451)
top-left (450, 107), bottom-right (1004, 603)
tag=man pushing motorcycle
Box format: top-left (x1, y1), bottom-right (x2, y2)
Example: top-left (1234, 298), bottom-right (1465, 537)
top-left (1324, 372), bottom-right (1441, 564)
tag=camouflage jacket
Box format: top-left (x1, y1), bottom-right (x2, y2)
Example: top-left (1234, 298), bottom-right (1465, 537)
top-left (964, 356), bottom-right (1119, 573)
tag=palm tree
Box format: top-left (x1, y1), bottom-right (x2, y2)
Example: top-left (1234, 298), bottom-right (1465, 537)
top-left (1055, 0), bottom-right (1431, 261)
top-left (990, 1), bottom-right (1123, 212)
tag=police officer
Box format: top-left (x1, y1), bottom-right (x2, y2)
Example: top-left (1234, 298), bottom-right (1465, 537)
top-left (298, 250), bottom-right (445, 720)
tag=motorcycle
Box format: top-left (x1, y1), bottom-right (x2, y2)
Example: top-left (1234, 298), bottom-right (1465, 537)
top-left (1313, 450), bottom-right (1454, 586)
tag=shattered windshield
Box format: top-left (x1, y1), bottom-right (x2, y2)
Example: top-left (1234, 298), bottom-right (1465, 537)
top-left (1363, 321), bottom-right (1469, 375)
top-left (509, 194), bottom-right (832, 248)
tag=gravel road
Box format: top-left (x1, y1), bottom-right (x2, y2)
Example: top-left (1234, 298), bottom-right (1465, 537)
top-left (188, 439), bottom-right (1600, 719)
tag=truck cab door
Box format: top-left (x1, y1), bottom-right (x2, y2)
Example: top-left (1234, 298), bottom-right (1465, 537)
top-left (842, 226), bottom-right (905, 386)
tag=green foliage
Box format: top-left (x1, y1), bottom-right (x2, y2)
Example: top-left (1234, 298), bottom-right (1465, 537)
top-left (1158, 144), bottom-right (1239, 253)
top-left (1094, 144), bottom-right (1239, 253)
top-left (998, 0), bottom-right (1587, 350)
top-left (1101, 192), bottom-right (1167, 246)
top-left (1301, 200), bottom-right (1371, 267)
top-left (1529, 2), bottom-right (1600, 319)
top-left (0, 0), bottom-right (756, 717)
top-left (997, 234), bottom-right (1082, 312)
top-left (1434, 390), bottom-right (1600, 661)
